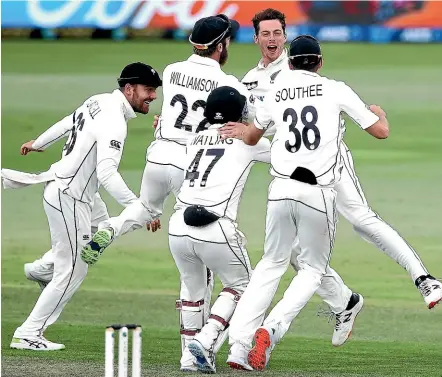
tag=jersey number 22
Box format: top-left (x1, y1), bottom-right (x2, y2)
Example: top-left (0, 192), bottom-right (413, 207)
top-left (170, 94), bottom-right (209, 133)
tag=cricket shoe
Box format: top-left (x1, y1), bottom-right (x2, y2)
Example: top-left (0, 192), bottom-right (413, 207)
top-left (10, 336), bottom-right (65, 351)
top-left (416, 275), bottom-right (442, 309)
top-left (332, 293), bottom-right (364, 347)
top-left (227, 342), bottom-right (253, 371)
top-left (180, 365), bottom-right (197, 373)
top-left (180, 346), bottom-right (198, 372)
top-left (248, 327), bottom-right (275, 371)
top-left (188, 339), bottom-right (216, 374)
top-left (24, 263), bottom-right (51, 291)
top-left (81, 228), bottom-right (114, 265)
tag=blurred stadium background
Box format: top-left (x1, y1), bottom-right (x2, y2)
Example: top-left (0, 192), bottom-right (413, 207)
top-left (2, 1), bottom-right (442, 377)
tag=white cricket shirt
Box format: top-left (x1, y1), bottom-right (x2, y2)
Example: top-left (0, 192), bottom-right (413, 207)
top-left (254, 70), bottom-right (379, 186)
top-left (242, 49), bottom-right (290, 108)
top-left (175, 125), bottom-right (270, 221)
top-left (32, 90), bottom-right (137, 206)
top-left (155, 54), bottom-right (254, 145)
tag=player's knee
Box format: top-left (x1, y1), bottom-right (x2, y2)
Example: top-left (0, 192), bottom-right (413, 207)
top-left (225, 280), bottom-right (248, 296)
top-left (52, 263), bottom-right (88, 290)
top-left (180, 283), bottom-right (206, 303)
top-left (297, 261), bottom-right (326, 281)
top-left (344, 209), bottom-right (378, 228)
top-left (262, 253), bottom-right (291, 268)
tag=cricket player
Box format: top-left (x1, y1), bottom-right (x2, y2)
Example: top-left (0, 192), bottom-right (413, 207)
top-left (82, 14), bottom-right (253, 253)
top-left (220, 35), bottom-right (390, 370)
top-left (169, 85), bottom-right (270, 373)
top-left (240, 8), bottom-right (441, 314)
top-left (81, 14), bottom-right (255, 371)
top-left (2, 137), bottom-right (121, 290)
top-left (9, 62), bottom-right (161, 350)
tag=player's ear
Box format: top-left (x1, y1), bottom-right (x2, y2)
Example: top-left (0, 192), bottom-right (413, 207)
top-left (124, 83), bottom-right (134, 96)
top-left (253, 34), bottom-right (258, 44)
top-left (217, 42), bottom-right (223, 53)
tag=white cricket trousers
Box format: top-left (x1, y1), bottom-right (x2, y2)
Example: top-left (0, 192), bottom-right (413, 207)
top-left (169, 211), bottom-right (252, 301)
top-left (337, 144), bottom-right (428, 281)
top-left (229, 178), bottom-right (337, 348)
top-left (100, 140), bottom-right (184, 237)
top-left (27, 193), bottom-right (109, 279)
top-left (15, 181), bottom-right (91, 337)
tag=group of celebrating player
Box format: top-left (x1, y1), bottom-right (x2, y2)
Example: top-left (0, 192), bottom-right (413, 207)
top-left (4, 7), bottom-right (441, 373)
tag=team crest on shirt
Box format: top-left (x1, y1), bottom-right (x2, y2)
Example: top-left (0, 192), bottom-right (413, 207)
top-left (243, 81), bottom-right (258, 90)
top-left (270, 70), bottom-right (282, 84)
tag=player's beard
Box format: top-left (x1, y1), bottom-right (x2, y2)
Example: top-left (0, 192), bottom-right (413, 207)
top-left (219, 44), bottom-right (229, 66)
top-left (131, 97), bottom-right (150, 114)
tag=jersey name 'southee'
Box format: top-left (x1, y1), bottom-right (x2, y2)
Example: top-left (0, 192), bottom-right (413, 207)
top-left (190, 134), bottom-right (233, 146)
top-left (170, 71), bottom-right (219, 93)
top-left (275, 84), bottom-right (323, 102)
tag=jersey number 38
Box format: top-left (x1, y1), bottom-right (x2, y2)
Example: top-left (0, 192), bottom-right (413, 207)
top-left (284, 106), bottom-right (321, 153)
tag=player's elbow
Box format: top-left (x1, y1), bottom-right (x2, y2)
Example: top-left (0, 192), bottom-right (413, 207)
top-left (244, 134), bottom-right (260, 146)
top-left (244, 126), bottom-right (265, 146)
top-left (365, 120), bottom-right (389, 139)
top-left (97, 160), bottom-right (118, 186)
top-left (377, 126), bottom-right (389, 139)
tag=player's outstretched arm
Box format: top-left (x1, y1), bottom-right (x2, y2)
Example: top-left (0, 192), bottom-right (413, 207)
top-left (339, 83), bottom-right (389, 140)
top-left (364, 105), bottom-right (389, 139)
top-left (20, 140), bottom-right (43, 155)
top-left (27, 113), bottom-right (74, 153)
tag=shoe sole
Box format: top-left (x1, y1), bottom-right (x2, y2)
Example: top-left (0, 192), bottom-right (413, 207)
top-left (429, 297), bottom-right (442, 309)
top-left (227, 361), bottom-right (252, 371)
top-left (10, 343), bottom-right (65, 351)
top-left (180, 367), bottom-right (198, 372)
top-left (188, 342), bottom-right (215, 374)
top-left (333, 297), bottom-right (364, 347)
top-left (248, 328), bottom-right (271, 371)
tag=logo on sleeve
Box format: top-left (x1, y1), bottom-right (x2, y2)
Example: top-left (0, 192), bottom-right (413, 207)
top-left (110, 140), bottom-right (121, 150)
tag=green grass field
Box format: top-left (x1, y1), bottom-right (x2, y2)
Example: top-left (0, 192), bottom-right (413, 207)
top-left (1, 40), bottom-right (442, 377)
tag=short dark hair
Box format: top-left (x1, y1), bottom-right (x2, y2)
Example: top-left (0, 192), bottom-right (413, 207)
top-left (252, 8), bottom-right (286, 35)
top-left (193, 44), bottom-right (217, 58)
top-left (193, 39), bottom-right (226, 58)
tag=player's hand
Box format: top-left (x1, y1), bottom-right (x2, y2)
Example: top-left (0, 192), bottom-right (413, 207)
top-left (146, 218), bottom-right (161, 233)
top-left (218, 122), bottom-right (246, 140)
top-left (152, 115), bottom-right (160, 130)
top-left (369, 105), bottom-right (386, 118)
top-left (20, 140), bottom-right (41, 155)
